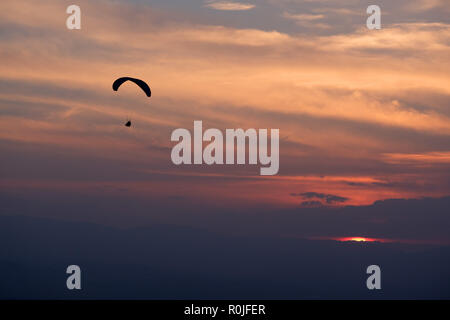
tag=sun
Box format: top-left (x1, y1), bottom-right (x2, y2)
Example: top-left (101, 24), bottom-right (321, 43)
top-left (338, 237), bottom-right (376, 242)
top-left (349, 237), bottom-right (368, 242)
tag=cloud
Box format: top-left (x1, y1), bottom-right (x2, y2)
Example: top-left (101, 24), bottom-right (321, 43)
top-left (2, 213), bottom-right (450, 299)
top-left (0, 0), bottom-right (449, 210)
top-left (204, 1), bottom-right (255, 11)
top-left (291, 192), bottom-right (350, 204)
top-left (407, 0), bottom-right (450, 12)
top-left (382, 151), bottom-right (450, 165)
top-left (283, 13), bottom-right (325, 21)
top-left (300, 200), bottom-right (323, 207)
top-left (323, 23), bottom-right (450, 53)
top-left (282, 12), bottom-right (331, 29)
top-left (2, 185), bottom-right (450, 245)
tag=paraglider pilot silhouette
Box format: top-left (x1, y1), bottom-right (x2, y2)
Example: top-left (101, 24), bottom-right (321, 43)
top-left (112, 77), bottom-right (151, 127)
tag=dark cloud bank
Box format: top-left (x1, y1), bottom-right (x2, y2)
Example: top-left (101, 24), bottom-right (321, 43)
top-left (291, 192), bottom-right (350, 206)
top-left (1, 195), bottom-right (450, 299)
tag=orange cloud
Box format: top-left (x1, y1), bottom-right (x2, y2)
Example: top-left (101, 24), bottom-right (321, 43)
top-left (0, 0), bottom-right (449, 209)
top-left (204, 1), bottom-right (255, 11)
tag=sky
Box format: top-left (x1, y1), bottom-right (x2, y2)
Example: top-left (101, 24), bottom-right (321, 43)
top-left (0, 0), bottom-right (450, 246)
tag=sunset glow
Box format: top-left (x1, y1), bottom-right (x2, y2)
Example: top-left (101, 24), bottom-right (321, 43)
top-left (1, 0), bottom-right (449, 244)
top-left (338, 237), bottom-right (377, 242)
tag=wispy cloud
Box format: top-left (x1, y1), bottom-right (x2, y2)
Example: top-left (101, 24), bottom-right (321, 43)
top-left (204, 1), bottom-right (255, 11)
top-left (382, 152), bottom-right (450, 165)
top-left (407, 0), bottom-right (450, 12)
top-left (283, 12), bottom-right (325, 21)
top-left (283, 12), bottom-right (331, 29)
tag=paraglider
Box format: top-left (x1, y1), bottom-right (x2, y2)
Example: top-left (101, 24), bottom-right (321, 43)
top-left (112, 77), bottom-right (151, 127)
top-left (112, 77), bottom-right (151, 97)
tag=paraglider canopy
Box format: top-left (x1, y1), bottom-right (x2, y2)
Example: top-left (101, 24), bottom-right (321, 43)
top-left (112, 77), bottom-right (151, 97)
